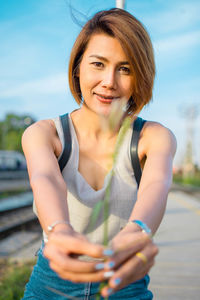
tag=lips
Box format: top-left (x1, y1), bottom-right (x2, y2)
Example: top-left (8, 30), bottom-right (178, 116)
top-left (94, 92), bottom-right (119, 102)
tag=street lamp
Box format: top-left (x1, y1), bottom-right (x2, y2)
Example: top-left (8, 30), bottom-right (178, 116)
top-left (116, 0), bottom-right (125, 9)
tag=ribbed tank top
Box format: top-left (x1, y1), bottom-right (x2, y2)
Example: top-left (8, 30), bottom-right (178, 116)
top-left (34, 114), bottom-right (138, 249)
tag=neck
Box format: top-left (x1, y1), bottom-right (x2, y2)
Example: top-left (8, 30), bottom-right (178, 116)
top-left (71, 106), bottom-right (122, 139)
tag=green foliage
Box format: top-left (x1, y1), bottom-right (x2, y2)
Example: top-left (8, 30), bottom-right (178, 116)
top-left (0, 260), bottom-right (35, 300)
top-left (0, 189), bottom-right (28, 200)
top-left (0, 113), bottom-right (36, 152)
top-left (173, 173), bottom-right (200, 187)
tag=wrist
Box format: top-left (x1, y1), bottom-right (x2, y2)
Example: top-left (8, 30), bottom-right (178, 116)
top-left (50, 223), bottom-right (74, 233)
top-left (126, 219), bottom-right (152, 236)
top-left (46, 220), bottom-right (73, 235)
top-left (121, 222), bottom-right (141, 233)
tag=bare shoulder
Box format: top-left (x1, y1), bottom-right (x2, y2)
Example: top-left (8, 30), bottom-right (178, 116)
top-left (22, 119), bottom-right (58, 151)
top-left (142, 121), bottom-right (177, 156)
top-left (23, 119), bottom-right (55, 136)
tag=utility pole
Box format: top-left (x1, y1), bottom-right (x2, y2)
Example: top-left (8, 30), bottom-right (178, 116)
top-left (116, 0), bottom-right (125, 9)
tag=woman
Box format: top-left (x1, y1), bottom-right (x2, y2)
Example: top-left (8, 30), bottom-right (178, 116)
top-left (22, 8), bottom-right (176, 299)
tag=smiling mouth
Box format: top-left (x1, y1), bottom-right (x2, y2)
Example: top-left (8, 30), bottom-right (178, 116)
top-left (94, 93), bottom-right (119, 102)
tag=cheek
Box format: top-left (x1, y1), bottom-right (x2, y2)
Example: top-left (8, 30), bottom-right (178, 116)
top-left (79, 76), bottom-right (90, 96)
top-left (128, 77), bottom-right (135, 95)
top-left (121, 79), bottom-right (134, 97)
top-left (79, 71), bottom-right (99, 94)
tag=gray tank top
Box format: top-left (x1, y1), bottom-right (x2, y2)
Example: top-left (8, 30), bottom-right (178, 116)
top-left (34, 114), bottom-right (138, 249)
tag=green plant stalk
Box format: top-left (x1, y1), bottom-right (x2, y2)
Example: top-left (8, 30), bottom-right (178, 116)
top-left (103, 171), bottom-right (113, 246)
top-left (103, 116), bottom-right (131, 246)
top-left (96, 117), bottom-right (132, 299)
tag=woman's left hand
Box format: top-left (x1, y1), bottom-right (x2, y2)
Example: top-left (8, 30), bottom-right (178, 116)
top-left (100, 228), bottom-right (158, 298)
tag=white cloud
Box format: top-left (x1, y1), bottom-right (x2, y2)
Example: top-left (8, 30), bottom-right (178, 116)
top-left (146, 1), bottom-right (200, 34)
top-left (154, 30), bottom-right (200, 54)
top-left (0, 73), bottom-right (69, 99)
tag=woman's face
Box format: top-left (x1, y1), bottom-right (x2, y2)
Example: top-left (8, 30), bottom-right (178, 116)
top-left (79, 33), bottom-right (134, 116)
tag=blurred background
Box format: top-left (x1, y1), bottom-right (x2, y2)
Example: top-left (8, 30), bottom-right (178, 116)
top-left (0, 1), bottom-right (200, 299)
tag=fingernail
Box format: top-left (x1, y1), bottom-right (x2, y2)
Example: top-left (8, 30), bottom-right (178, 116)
top-left (103, 248), bottom-right (114, 256)
top-left (106, 261), bottom-right (115, 269)
top-left (113, 278), bottom-right (121, 286)
top-left (95, 263), bottom-right (105, 270)
top-left (104, 271), bottom-right (114, 278)
top-left (106, 288), bottom-right (113, 296)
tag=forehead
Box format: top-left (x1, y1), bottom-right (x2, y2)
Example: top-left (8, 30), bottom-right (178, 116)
top-left (83, 33), bottom-right (128, 62)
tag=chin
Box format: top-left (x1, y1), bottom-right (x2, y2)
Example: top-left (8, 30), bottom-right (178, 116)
top-left (84, 101), bottom-right (112, 117)
top-left (97, 107), bottom-right (113, 117)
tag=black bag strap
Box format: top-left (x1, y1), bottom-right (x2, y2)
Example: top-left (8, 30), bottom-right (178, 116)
top-left (130, 117), bottom-right (146, 187)
top-left (58, 114), bottom-right (146, 187)
top-left (58, 113), bottom-right (72, 172)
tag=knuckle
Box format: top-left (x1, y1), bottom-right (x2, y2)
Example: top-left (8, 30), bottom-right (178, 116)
top-left (70, 238), bottom-right (79, 248)
top-left (153, 244), bottom-right (159, 256)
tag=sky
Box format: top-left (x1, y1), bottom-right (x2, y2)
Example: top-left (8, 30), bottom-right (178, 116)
top-left (0, 0), bottom-right (200, 167)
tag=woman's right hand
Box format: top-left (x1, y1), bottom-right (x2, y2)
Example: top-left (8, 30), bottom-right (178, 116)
top-left (100, 229), bottom-right (158, 297)
top-left (43, 226), bottom-right (109, 283)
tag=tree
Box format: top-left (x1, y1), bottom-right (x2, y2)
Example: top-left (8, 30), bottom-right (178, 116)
top-left (0, 113), bottom-right (36, 152)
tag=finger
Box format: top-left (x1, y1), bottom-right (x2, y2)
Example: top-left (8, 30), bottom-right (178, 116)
top-left (108, 233), bottom-right (151, 269)
top-left (101, 259), bottom-right (154, 297)
top-left (45, 245), bottom-right (101, 273)
top-left (103, 245), bottom-right (158, 295)
top-left (48, 232), bottom-right (104, 258)
top-left (112, 253), bottom-right (151, 283)
top-left (100, 264), bottom-right (153, 298)
top-left (49, 262), bottom-right (106, 283)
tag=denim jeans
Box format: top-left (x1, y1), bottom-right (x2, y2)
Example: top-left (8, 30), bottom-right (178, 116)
top-left (22, 244), bottom-right (153, 300)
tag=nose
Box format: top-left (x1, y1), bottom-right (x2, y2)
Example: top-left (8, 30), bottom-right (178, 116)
top-left (101, 68), bottom-right (117, 89)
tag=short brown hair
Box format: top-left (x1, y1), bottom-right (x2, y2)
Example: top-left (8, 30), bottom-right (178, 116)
top-left (68, 8), bottom-right (155, 114)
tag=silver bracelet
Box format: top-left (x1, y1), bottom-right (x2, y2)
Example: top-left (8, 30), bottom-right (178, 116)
top-left (128, 219), bottom-right (152, 236)
top-left (47, 220), bottom-right (72, 233)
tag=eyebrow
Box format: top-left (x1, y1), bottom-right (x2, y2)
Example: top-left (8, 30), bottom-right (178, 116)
top-left (89, 55), bottom-right (130, 65)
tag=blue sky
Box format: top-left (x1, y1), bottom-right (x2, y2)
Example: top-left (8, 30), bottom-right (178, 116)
top-left (0, 0), bottom-right (200, 167)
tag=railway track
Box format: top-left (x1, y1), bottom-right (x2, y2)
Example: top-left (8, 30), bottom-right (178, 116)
top-left (0, 192), bottom-right (41, 257)
top-left (0, 206), bottom-right (38, 239)
top-left (0, 191), bottom-right (39, 240)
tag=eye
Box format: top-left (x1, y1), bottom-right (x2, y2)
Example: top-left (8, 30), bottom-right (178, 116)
top-left (91, 62), bottom-right (104, 68)
top-left (119, 66), bottom-right (130, 75)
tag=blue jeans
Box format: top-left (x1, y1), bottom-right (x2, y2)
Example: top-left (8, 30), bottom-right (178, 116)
top-left (22, 244), bottom-right (153, 300)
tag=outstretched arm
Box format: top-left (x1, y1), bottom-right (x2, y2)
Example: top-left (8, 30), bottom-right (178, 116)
top-left (128, 122), bottom-right (177, 234)
top-left (22, 120), bottom-right (70, 234)
top-left (22, 120), bottom-right (106, 282)
top-left (100, 122), bottom-right (177, 297)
